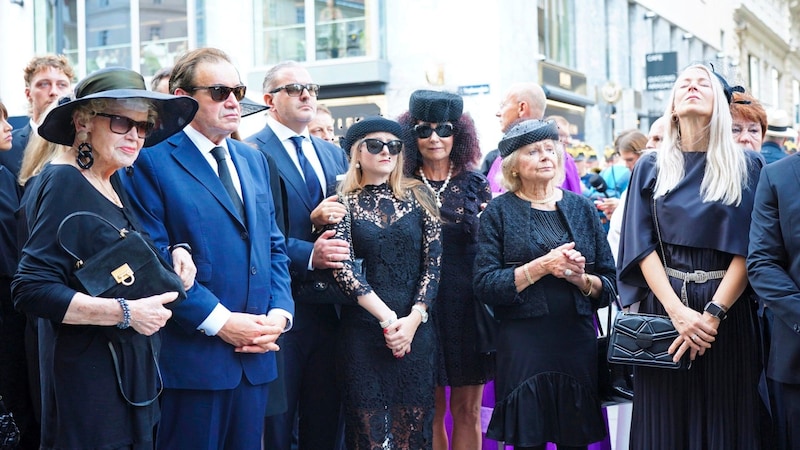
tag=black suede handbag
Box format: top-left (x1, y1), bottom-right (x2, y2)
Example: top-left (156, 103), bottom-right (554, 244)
top-left (57, 211), bottom-right (186, 305)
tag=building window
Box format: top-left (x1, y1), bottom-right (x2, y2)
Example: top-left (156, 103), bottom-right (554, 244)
top-left (139, 1), bottom-right (189, 76)
top-left (538, 0), bottom-right (575, 67)
top-left (254, 0), bottom-right (373, 66)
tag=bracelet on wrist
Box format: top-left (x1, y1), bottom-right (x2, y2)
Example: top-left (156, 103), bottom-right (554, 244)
top-left (116, 297), bottom-right (131, 329)
top-left (169, 242), bottom-right (192, 255)
top-left (580, 274), bottom-right (593, 297)
top-left (379, 312), bottom-right (398, 329)
top-left (523, 263), bottom-right (534, 285)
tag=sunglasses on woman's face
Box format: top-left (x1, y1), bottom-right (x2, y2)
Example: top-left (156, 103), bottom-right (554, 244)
top-left (95, 113), bottom-right (155, 138)
top-left (189, 85), bottom-right (247, 102)
top-left (360, 138), bottom-right (403, 155)
top-left (413, 122), bottom-right (454, 139)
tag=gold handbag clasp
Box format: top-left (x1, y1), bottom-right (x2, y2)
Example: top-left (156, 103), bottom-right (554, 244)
top-left (111, 263), bottom-right (135, 286)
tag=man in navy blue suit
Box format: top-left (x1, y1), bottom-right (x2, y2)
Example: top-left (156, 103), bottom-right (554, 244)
top-left (246, 61), bottom-right (348, 450)
top-left (748, 153), bottom-right (800, 450)
top-left (121, 48), bottom-right (294, 450)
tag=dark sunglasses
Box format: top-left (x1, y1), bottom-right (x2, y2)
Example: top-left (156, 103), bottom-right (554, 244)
top-left (189, 85), bottom-right (247, 102)
top-left (269, 83), bottom-right (320, 97)
top-left (95, 113), bottom-right (154, 138)
top-left (413, 123), bottom-right (454, 139)
top-left (361, 138), bottom-right (403, 155)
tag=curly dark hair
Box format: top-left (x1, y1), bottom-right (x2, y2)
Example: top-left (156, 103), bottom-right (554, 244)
top-left (397, 110), bottom-right (482, 176)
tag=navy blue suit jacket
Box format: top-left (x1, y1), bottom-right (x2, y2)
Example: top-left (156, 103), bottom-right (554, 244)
top-left (748, 153), bottom-right (800, 384)
top-left (245, 127), bottom-right (348, 283)
top-left (120, 132), bottom-right (294, 390)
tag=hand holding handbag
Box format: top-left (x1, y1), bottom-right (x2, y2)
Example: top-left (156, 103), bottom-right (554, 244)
top-left (57, 211), bottom-right (186, 305)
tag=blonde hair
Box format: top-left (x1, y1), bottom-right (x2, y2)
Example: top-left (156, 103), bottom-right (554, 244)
top-left (655, 64), bottom-right (747, 205)
top-left (338, 137), bottom-right (439, 218)
top-left (18, 133), bottom-right (64, 186)
top-left (500, 139), bottom-right (565, 192)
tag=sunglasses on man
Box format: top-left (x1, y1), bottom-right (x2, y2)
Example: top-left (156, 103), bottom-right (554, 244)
top-left (96, 113), bottom-right (155, 138)
top-left (413, 123), bottom-right (454, 139)
top-left (361, 138), bottom-right (403, 155)
top-left (269, 83), bottom-right (321, 97)
top-left (189, 85), bottom-right (247, 102)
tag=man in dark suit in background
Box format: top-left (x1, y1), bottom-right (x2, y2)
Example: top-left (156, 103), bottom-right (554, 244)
top-left (246, 61), bottom-right (348, 450)
top-left (0, 55), bottom-right (74, 177)
top-left (121, 47), bottom-right (294, 450)
top-left (748, 153), bottom-right (800, 450)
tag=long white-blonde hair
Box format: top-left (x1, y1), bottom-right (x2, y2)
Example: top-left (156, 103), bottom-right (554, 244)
top-left (654, 64), bottom-right (748, 205)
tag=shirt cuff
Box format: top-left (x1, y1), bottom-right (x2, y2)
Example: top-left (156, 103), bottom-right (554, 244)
top-left (197, 303), bottom-right (232, 336)
top-left (307, 250), bottom-right (315, 271)
top-left (268, 308), bottom-right (294, 332)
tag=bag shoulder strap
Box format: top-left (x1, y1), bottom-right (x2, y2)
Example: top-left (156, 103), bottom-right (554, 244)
top-left (652, 195), bottom-right (667, 269)
top-left (57, 211), bottom-right (128, 264)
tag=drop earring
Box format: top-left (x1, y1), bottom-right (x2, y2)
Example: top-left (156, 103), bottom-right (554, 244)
top-left (75, 131), bottom-right (94, 169)
top-left (355, 161), bottom-right (361, 169)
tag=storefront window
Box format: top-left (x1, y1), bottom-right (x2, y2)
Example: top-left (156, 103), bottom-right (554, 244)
top-left (35, 0), bottom-right (79, 69)
top-left (538, 0), bottom-right (575, 68)
top-left (139, 0), bottom-right (189, 76)
top-left (255, 0), bottom-right (370, 66)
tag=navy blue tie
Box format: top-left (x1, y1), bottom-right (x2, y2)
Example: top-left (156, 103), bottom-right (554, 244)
top-left (210, 146), bottom-right (245, 219)
top-left (290, 136), bottom-right (322, 205)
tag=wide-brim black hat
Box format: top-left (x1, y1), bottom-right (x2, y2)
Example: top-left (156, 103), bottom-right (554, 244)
top-left (341, 116), bottom-right (403, 151)
top-left (409, 90), bottom-right (463, 123)
top-left (498, 119), bottom-right (559, 158)
top-left (241, 97), bottom-right (269, 118)
top-left (39, 67), bottom-right (198, 147)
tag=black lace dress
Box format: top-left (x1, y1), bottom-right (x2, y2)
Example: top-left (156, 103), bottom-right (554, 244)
top-left (417, 170), bottom-right (495, 386)
top-left (332, 183), bottom-right (443, 450)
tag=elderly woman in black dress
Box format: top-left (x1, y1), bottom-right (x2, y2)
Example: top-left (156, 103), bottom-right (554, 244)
top-left (331, 117), bottom-right (442, 450)
top-left (397, 89), bottom-right (494, 450)
top-left (474, 120), bottom-right (616, 450)
top-left (12, 68), bottom-right (197, 450)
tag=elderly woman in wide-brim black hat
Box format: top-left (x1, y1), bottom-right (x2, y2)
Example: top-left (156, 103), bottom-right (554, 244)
top-left (332, 116), bottom-right (443, 450)
top-left (474, 119), bottom-right (617, 449)
top-left (397, 90), bottom-right (493, 450)
top-left (12, 67), bottom-right (197, 450)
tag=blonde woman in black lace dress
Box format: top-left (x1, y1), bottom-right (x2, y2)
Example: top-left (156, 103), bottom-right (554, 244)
top-left (331, 117), bottom-right (442, 449)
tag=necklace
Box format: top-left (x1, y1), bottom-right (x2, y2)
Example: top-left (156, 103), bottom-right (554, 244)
top-left (517, 190), bottom-right (557, 205)
top-left (419, 162), bottom-right (453, 208)
top-left (84, 169), bottom-right (123, 208)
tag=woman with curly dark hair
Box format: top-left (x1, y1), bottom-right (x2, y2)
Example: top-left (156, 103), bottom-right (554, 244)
top-left (398, 90), bottom-right (494, 450)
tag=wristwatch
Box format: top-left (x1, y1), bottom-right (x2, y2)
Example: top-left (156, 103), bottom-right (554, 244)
top-left (411, 305), bottom-right (429, 323)
top-left (704, 301), bottom-right (727, 321)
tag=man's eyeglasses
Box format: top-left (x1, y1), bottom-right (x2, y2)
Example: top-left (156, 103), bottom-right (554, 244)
top-left (189, 85), bottom-right (247, 102)
top-left (95, 113), bottom-right (154, 138)
top-left (269, 83), bottom-right (321, 97)
top-left (361, 138), bottom-right (403, 155)
top-left (413, 123), bottom-right (454, 139)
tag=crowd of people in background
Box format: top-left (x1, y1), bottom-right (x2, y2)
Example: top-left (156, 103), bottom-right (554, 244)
top-left (0, 49), bottom-right (799, 450)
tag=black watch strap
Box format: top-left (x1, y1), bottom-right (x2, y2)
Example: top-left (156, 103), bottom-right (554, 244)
top-left (704, 301), bottom-right (727, 320)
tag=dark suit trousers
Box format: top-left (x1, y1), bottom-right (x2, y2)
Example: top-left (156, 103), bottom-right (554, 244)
top-left (156, 375), bottom-right (268, 450)
top-left (263, 304), bottom-right (343, 450)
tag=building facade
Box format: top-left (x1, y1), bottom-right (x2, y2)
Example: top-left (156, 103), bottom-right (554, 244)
top-left (0, 0), bottom-right (797, 154)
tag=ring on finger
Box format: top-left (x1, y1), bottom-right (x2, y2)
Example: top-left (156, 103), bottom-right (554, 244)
top-left (690, 334), bottom-right (697, 342)
top-left (328, 213), bottom-right (335, 221)
top-left (564, 268), bottom-right (573, 277)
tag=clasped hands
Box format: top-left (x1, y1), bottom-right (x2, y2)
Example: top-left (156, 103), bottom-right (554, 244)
top-left (668, 305), bottom-right (719, 362)
top-left (217, 312), bottom-right (287, 354)
top-left (383, 314), bottom-right (422, 359)
top-left (539, 242), bottom-right (587, 287)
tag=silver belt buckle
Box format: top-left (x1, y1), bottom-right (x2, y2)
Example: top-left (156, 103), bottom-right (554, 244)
top-left (690, 270), bottom-right (709, 283)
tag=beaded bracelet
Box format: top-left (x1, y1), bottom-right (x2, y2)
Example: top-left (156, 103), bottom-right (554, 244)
top-left (523, 263), bottom-right (535, 286)
top-left (116, 297), bottom-right (131, 329)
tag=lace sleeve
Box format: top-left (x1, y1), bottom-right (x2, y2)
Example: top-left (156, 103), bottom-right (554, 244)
top-left (331, 194), bottom-right (372, 300)
top-left (413, 187), bottom-right (442, 306)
